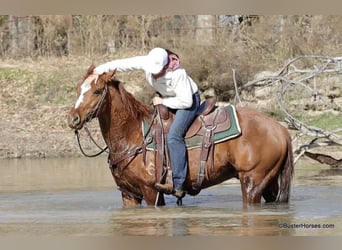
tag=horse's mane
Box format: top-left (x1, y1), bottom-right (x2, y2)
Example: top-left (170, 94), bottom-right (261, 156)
top-left (83, 65), bottom-right (151, 122)
top-left (109, 79), bottom-right (151, 122)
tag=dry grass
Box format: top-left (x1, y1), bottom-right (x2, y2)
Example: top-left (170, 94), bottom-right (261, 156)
top-left (1, 16), bottom-right (342, 103)
top-left (0, 15), bottom-right (341, 159)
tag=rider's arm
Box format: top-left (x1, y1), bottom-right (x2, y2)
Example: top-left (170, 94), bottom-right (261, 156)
top-left (161, 69), bottom-right (197, 109)
top-left (94, 56), bottom-right (146, 74)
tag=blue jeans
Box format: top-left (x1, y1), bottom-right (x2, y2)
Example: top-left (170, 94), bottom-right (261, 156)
top-left (167, 92), bottom-right (200, 190)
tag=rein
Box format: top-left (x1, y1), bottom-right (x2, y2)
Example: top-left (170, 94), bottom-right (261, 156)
top-left (75, 128), bottom-right (108, 158)
top-left (108, 108), bottom-right (157, 166)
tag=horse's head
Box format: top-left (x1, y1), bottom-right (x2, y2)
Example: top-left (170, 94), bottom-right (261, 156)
top-left (68, 65), bottom-right (115, 130)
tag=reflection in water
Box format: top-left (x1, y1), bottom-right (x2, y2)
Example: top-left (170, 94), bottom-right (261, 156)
top-left (0, 158), bottom-right (341, 236)
top-left (0, 156), bottom-right (114, 193)
top-left (108, 203), bottom-right (296, 236)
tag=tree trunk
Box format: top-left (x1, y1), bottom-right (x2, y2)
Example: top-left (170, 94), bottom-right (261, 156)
top-left (196, 15), bottom-right (216, 45)
top-left (8, 16), bottom-right (34, 57)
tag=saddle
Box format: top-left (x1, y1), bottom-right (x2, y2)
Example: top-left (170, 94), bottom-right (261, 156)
top-left (150, 98), bottom-right (232, 190)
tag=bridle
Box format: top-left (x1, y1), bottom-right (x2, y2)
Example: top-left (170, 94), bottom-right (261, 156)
top-left (74, 80), bottom-right (157, 166)
top-left (75, 83), bottom-right (109, 157)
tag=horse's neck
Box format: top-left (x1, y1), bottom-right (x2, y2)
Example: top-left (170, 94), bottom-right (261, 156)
top-left (98, 104), bottom-right (143, 153)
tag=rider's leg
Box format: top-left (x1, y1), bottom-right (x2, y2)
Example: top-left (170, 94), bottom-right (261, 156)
top-left (155, 92), bottom-right (200, 197)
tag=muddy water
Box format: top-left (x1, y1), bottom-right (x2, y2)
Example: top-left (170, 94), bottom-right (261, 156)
top-left (0, 156), bottom-right (341, 236)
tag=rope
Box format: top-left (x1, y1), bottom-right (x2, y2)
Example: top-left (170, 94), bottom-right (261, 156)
top-left (75, 129), bottom-right (107, 158)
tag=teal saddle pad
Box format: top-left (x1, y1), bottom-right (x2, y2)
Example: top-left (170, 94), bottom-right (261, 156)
top-left (143, 105), bottom-right (241, 150)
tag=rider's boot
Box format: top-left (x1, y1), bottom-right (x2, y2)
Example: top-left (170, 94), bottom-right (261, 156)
top-left (155, 169), bottom-right (174, 194)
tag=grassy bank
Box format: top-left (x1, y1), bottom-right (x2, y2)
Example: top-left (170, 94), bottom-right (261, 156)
top-left (0, 53), bottom-right (341, 159)
top-left (1, 55), bottom-right (341, 128)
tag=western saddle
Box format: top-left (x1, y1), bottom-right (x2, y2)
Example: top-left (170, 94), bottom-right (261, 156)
top-left (149, 97), bottom-right (232, 191)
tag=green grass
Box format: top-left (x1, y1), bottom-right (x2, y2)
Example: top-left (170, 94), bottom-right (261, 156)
top-left (308, 112), bottom-right (342, 131)
top-left (32, 72), bottom-right (79, 105)
top-left (0, 68), bottom-right (33, 81)
top-left (1, 65), bottom-right (82, 106)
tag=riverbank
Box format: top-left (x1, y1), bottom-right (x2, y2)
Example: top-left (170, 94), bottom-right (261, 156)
top-left (0, 57), bottom-right (340, 162)
top-left (0, 104), bottom-right (83, 159)
top-left (0, 57), bottom-right (104, 159)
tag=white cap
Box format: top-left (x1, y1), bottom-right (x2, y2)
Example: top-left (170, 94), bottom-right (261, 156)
top-left (144, 47), bottom-right (168, 74)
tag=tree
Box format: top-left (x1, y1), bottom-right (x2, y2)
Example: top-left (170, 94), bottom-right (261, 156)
top-left (196, 15), bottom-right (216, 45)
top-left (8, 16), bottom-right (34, 57)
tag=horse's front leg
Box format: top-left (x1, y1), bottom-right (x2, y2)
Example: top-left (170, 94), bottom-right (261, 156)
top-left (141, 186), bottom-right (165, 206)
top-left (121, 190), bottom-right (142, 208)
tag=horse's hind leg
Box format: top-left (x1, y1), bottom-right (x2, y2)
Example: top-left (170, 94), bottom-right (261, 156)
top-left (262, 177), bottom-right (279, 202)
top-left (240, 165), bottom-right (281, 204)
top-left (239, 173), bottom-right (263, 204)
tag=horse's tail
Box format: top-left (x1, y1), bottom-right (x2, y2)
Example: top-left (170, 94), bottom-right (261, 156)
top-left (276, 136), bottom-right (294, 202)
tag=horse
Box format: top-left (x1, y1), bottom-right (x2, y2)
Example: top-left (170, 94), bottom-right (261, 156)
top-left (67, 65), bottom-right (294, 208)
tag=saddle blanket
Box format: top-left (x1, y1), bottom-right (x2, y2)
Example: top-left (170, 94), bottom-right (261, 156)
top-left (142, 105), bottom-right (241, 150)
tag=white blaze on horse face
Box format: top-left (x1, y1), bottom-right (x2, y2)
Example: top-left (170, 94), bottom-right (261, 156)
top-left (74, 74), bottom-right (98, 109)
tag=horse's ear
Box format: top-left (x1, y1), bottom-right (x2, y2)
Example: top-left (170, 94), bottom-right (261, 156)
top-left (87, 64), bottom-right (96, 75)
top-left (102, 69), bottom-right (116, 84)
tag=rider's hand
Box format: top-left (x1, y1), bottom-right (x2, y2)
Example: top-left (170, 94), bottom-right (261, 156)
top-left (152, 96), bottom-right (163, 106)
top-left (94, 62), bottom-right (113, 75)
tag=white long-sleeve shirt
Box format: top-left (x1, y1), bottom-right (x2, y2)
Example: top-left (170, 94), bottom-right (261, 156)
top-left (101, 56), bottom-right (198, 109)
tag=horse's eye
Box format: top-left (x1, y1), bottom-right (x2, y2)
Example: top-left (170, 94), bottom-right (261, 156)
top-left (94, 89), bottom-right (102, 95)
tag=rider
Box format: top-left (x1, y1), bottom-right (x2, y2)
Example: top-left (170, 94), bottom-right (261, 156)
top-left (94, 47), bottom-right (200, 199)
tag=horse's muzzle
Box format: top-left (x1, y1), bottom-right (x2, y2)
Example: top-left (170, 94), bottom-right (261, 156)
top-left (68, 112), bottom-right (82, 129)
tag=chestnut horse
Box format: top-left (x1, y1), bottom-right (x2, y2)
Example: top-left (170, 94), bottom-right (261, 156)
top-left (67, 66), bottom-right (294, 207)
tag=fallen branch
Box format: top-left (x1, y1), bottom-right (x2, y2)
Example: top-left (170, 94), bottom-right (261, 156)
top-left (304, 151), bottom-right (341, 168)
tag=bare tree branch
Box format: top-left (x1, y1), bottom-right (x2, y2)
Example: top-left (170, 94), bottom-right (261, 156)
top-left (232, 68), bottom-right (243, 107)
top-left (237, 55), bottom-right (342, 166)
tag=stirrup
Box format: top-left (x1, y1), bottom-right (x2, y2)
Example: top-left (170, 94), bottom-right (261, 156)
top-left (155, 182), bottom-right (173, 194)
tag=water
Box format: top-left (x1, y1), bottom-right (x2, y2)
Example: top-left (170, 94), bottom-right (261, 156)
top-left (0, 156), bottom-right (341, 236)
